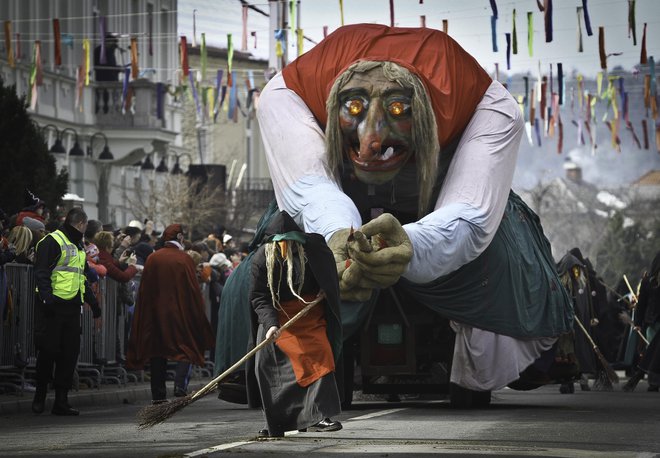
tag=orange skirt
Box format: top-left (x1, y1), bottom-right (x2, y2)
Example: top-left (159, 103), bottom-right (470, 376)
top-left (276, 294), bottom-right (335, 387)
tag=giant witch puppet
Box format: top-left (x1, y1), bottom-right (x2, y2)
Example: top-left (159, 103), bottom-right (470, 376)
top-left (216, 24), bottom-right (573, 394)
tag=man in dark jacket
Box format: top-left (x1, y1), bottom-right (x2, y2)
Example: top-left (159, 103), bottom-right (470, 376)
top-left (32, 207), bottom-right (100, 415)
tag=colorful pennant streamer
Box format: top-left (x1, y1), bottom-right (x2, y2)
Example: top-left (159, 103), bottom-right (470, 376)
top-left (598, 27), bottom-right (606, 70)
top-left (443, 20), bottom-right (448, 34)
top-left (82, 38), bottom-right (90, 85)
top-left (505, 33), bottom-right (511, 70)
top-left (156, 82), bottom-right (164, 119)
top-left (4, 21), bottom-right (14, 68)
top-left (53, 19), bottom-right (62, 66)
top-left (180, 36), bottom-right (189, 76)
top-left (527, 12), bottom-right (533, 57)
top-left (628, 0), bottom-right (636, 45)
top-left (490, 0), bottom-right (498, 18)
top-left (557, 63), bottom-right (563, 105)
top-left (29, 40), bottom-right (42, 110)
top-left (130, 37), bottom-right (139, 79)
top-left (582, 0), bottom-right (593, 36)
top-left (512, 9), bottom-right (517, 54)
top-left (297, 28), bottom-right (304, 57)
top-left (576, 7), bottom-right (584, 52)
top-left (491, 15), bottom-right (498, 52)
top-left (389, 0), bottom-right (395, 27)
top-left (148, 8), bottom-right (153, 56)
top-left (339, 0), bottom-right (344, 26)
top-left (200, 33), bottom-right (207, 82)
top-left (227, 34), bottom-right (234, 73)
top-left (641, 119), bottom-right (649, 149)
top-left (420, 15), bottom-right (426, 28)
top-left (543, 0), bottom-right (553, 43)
top-left (99, 16), bottom-right (107, 64)
top-left (640, 23), bottom-right (647, 64)
top-left (241, 5), bottom-right (248, 52)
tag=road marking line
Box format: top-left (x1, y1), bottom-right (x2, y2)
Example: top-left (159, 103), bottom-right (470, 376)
top-left (184, 441), bottom-right (252, 456)
top-left (347, 408), bottom-right (407, 421)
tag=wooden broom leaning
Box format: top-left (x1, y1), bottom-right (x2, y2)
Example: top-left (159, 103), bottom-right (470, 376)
top-left (573, 315), bottom-right (619, 385)
top-left (137, 293), bottom-right (326, 429)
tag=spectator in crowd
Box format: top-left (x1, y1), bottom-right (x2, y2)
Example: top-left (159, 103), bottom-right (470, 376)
top-left (32, 208), bottom-right (100, 416)
top-left (94, 231), bottom-right (142, 282)
top-left (112, 226), bottom-right (142, 260)
top-left (127, 224), bottom-right (215, 403)
top-left (15, 190), bottom-right (46, 226)
top-left (23, 216), bottom-right (47, 244)
top-left (7, 226), bottom-right (33, 264)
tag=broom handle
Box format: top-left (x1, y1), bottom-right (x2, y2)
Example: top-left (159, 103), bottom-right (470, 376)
top-left (573, 314), bottom-right (602, 352)
top-left (190, 293), bottom-right (325, 401)
top-left (633, 326), bottom-right (651, 346)
top-left (623, 274), bottom-right (638, 303)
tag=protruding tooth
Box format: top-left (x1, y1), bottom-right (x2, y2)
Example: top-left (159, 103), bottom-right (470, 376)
top-left (382, 147), bottom-right (394, 160)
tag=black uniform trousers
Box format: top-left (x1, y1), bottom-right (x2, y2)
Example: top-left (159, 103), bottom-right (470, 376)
top-left (34, 306), bottom-right (82, 391)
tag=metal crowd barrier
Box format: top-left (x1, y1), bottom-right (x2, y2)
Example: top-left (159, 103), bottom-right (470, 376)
top-left (0, 263), bottom-right (131, 392)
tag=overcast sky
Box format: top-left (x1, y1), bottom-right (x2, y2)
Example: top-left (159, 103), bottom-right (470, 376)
top-left (179, 0), bottom-right (660, 77)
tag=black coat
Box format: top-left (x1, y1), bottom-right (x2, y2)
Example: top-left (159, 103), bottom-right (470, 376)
top-left (245, 211), bottom-right (342, 408)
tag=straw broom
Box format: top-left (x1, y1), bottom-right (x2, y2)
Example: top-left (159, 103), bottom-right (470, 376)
top-left (573, 315), bottom-right (620, 384)
top-left (137, 293), bottom-right (325, 429)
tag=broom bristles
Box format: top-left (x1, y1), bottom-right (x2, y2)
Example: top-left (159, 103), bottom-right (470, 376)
top-left (593, 346), bottom-right (620, 384)
top-left (137, 394), bottom-right (195, 429)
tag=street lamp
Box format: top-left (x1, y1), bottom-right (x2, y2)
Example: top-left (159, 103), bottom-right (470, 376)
top-left (155, 154), bottom-right (169, 173)
top-left (171, 153), bottom-right (192, 175)
top-left (41, 125), bottom-right (86, 156)
top-left (87, 132), bottom-right (114, 161)
top-left (41, 124), bottom-right (65, 154)
top-left (141, 154), bottom-right (155, 170)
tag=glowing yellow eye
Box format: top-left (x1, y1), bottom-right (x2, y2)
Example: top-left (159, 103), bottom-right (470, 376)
top-left (348, 100), bottom-right (363, 116)
top-left (389, 101), bottom-right (405, 116)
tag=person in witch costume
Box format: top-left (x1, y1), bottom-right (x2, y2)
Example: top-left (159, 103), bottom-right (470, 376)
top-left (126, 224), bottom-right (215, 403)
top-left (623, 251), bottom-right (660, 392)
top-left (247, 211), bottom-right (343, 438)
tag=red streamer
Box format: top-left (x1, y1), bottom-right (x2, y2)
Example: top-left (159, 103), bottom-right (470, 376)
top-left (642, 119), bottom-right (649, 149)
top-left (640, 23), bottom-right (647, 64)
top-left (180, 36), bottom-right (189, 76)
top-left (53, 19), bottom-right (61, 66)
top-left (598, 26), bottom-right (607, 69)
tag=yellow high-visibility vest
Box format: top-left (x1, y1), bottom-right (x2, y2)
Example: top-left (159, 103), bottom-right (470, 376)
top-left (36, 229), bottom-right (86, 301)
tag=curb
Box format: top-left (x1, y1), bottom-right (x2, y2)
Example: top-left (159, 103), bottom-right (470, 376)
top-left (0, 381), bottom-right (208, 415)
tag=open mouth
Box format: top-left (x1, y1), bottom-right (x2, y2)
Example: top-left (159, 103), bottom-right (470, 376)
top-left (349, 145), bottom-right (408, 172)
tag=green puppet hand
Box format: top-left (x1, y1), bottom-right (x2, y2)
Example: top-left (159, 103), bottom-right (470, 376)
top-left (348, 213), bottom-right (413, 289)
top-left (328, 227), bottom-right (373, 302)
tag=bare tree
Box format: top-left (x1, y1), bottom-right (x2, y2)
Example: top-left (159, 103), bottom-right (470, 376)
top-left (125, 174), bottom-right (223, 237)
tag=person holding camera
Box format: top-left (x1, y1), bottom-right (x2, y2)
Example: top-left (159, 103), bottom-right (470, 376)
top-left (94, 231), bottom-right (142, 282)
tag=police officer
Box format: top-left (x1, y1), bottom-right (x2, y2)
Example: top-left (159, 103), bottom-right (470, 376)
top-left (32, 207), bottom-right (100, 415)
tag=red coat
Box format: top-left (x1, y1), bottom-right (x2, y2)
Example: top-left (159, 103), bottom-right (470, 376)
top-left (282, 23), bottom-right (492, 148)
top-left (126, 245), bottom-right (215, 368)
top-left (97, 250), bottom-right (138, 282)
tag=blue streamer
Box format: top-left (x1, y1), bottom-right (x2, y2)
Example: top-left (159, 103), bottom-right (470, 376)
top-left (491, 16), bottom-right (498, 52)
top-left (582, 0), bottom-right (593, 36)
top-left (490, 0), bottom-right (498, 19)
top-left (557, 63), bottom-right (563, 105)
top-left (214, 69), bottom-right (224, 122)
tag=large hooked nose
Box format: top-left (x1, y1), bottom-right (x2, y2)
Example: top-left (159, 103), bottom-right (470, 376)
top-left (357, 101), bottom-right (389, 162)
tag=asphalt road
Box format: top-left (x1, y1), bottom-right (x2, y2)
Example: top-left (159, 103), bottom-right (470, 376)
top-left (1, 381), bottom-right (659, 457)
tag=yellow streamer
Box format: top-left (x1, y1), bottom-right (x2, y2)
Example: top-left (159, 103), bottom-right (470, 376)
top-left (297, 28), bottom-right (303, 57)
top-left (82, 39), bottom-right (90, 86)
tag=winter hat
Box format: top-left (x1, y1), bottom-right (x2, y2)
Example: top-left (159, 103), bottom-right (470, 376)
top-left (209, 252), bottom-right (232, 269)
top-left (223, 234), bottom-right (233, 244)
top-left (25, 189), bottom-right (46, 211)
top-left (128, 220), bottom-right (144, 230)
top-left (162, 224), bottom-right (183, 241)
top-left (23, 216), bottom-right (46, 232)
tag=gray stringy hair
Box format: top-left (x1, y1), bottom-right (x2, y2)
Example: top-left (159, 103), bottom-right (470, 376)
top-left (325, 60), bottom-right (440, 216)
top-left (264, 241), bottom-right (308, 318)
